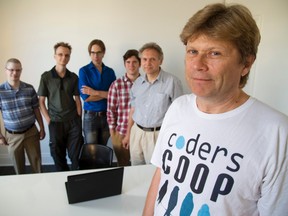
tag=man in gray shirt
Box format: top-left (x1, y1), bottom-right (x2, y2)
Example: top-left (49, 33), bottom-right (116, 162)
top-left (122, 42), bottom-right (183, 165)
top-left (38, 42), bottom-right (83, 171)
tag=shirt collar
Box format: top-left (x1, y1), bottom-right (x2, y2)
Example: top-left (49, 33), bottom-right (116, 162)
top-left (88, 62), bottom-right (107, 72)
top-left (142, 68), bottom-right (163, 84)
top-left (5, 81), bottom-right (25, 90)
top-left (51, 66), bottom-right (71, 78)
top-left (123, 73), bottom-right (140, 82)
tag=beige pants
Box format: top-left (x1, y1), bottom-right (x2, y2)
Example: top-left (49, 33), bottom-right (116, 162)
top-left (111, 130), bottom-right (130, 166)
top-left (129, 124), bottom-right (159, 166)
top-left (5, 125), bottom-right (41, 174)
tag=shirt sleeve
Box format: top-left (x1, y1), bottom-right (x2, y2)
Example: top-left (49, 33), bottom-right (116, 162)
top-left (37, 73), bottom-right (48, 96)
top-left (78, 67), bottom-right (89, 101)
top-left (107, 81), bottom-right (118, 129)
top-left (31, 86), bottom-right (39, 108)
top-left (151, 100), bottom-right (176, 167)
top-left (73, 75), bottom-right (80, 96)
top-left (257, 128), bottom-right (288, 215)
top-left (129, 83), bottom-right (136, 108)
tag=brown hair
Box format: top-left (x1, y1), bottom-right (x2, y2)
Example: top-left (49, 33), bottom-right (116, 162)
top-left (54, 42), bottom-right (72, 54)
top-left (180, 3), bottom-right (261, 87)
top-left (123, 49), bottom-right (140, 63)
top-left (88, 39), bottom-right (106, 54)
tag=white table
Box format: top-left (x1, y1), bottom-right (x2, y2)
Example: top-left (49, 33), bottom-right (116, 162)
top-left (0, 164), bottom-right (156, 216)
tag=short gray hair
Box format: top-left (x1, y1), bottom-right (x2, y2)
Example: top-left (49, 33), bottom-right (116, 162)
top-left (139, 42), bottom-right (163, 61)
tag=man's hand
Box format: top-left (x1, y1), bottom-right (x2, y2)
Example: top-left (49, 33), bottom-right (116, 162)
top-left (81, 85), bottom-right (96, 96)
top-left (122, 134), bottom-right (130, 149)
top-left (39, 129), bottom-right (46, 140)
top-left (0, 137), bottom-right (8, 145)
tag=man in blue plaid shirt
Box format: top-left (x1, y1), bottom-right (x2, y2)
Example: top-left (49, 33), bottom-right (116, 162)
top-left (0, 58), bottom-right (45, 174)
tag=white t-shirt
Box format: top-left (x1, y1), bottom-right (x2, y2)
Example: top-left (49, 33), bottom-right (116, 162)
top-left (151, 94), bottom-right (288, 216)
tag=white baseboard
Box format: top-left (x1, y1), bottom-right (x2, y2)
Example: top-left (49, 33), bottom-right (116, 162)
top-left (0, 140), bottom-right (118, 166)
top-left (41, 153), bottom-right (55, 165)
top-left (0, 155), bottom-right (12, 166)
top-left (0, 153), bottom-right (55, 166)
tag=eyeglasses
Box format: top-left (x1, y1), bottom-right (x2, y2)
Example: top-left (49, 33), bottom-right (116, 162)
top-left (6, 68), bottom-right (22, 73)
top-left (90, 51), bottom-right (103, 56)
top-left (55, 53), bottom-right (70, 58)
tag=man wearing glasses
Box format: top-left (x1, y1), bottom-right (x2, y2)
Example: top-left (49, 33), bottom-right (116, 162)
top-left (0, 58), bottom-right (45, 174)
top-left (79, 39), bottom-right (116, 145)
top-left (38, 42), bottom-right (83, 171)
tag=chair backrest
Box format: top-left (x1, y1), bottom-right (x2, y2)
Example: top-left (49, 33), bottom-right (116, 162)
top-left (78, 144), bottom-right (113, 170)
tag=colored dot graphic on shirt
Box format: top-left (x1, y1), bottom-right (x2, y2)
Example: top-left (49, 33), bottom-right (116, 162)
top-left (176, 136), bottom-right (185, 149)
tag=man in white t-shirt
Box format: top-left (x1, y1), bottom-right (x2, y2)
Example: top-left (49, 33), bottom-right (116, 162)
top-left (143, 3), bottom-right (288, 216)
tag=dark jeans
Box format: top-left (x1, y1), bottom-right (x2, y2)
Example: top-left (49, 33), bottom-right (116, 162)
top-left (83, 112), bottom-right (110, 145)
top-left (48, 117), bottom-right (83, 171)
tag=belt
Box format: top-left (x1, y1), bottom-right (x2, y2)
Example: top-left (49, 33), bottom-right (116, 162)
top-left (6, 124), bottom-right (34, 134)
top-left (84, 110), bottom-right (106, 117)
top-left (136, 124), bottom-right (161, 132)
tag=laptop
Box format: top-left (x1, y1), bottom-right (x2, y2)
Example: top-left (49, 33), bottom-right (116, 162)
top-left (65, 167), bottom-right (124, 204)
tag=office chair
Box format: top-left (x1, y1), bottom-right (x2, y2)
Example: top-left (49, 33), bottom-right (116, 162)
top-left (78, 144), bottom-right (113, 170)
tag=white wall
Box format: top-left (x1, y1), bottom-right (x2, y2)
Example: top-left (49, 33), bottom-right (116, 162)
top-left (229, 0), bottom-right (288, 114)
top-left (0, 0), bottom-right (287, 166)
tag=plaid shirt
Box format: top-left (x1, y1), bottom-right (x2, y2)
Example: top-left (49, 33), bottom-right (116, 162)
top-left (0, 81), bottom-right (38, 131)
top-left (107, 74), bottom-right (135, 135)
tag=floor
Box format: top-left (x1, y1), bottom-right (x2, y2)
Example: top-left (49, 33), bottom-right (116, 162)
top-left (0, 165), bottom-right (57, 175)
top-left (0, 163), bottom-right (119, 175)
